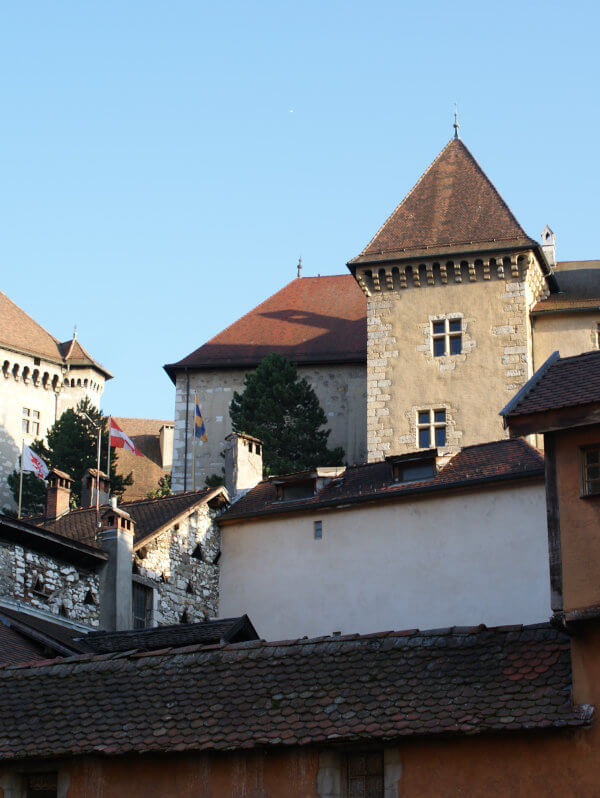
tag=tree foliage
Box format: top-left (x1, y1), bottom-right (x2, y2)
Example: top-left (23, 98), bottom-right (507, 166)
top-left (5, 398), bottom-right (133, 514)
top-left (147, 473), bottom-right (172, 499)
top-left (229, 353), bottom-right (345, 475)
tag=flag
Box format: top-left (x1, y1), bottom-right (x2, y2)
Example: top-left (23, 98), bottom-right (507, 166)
top-left (22, 445), bottom-right (49, 480)
top-left (109, 418), bottom-right (144, 456)
top-left (195, 396), bottom-right (207, 442)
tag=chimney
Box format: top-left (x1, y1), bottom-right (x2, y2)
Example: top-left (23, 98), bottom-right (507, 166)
top-left (159, 424), bottom-right (174, 471)
top-left (99, 502), bottom-right (134, 631)
top-left (45, 469), bottom-right (73, 520)
top-left (81, 468), bottom-right (111, 508)
top-left (541, 224), bottom-right (556, 266)
top-left (224, 433), bottom-right (263, 501)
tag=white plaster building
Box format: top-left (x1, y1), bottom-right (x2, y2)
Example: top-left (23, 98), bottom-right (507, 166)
top-left (218, 438), bottom-right (550, 640)
top-left (0, 290), bottom-right (111, 510)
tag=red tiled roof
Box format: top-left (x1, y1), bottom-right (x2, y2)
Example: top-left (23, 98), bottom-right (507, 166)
top-left (29, 488), bottom-right (227, 550)
top-left (164, 276), bottom-right (366, 379)
top-left (532, 261), bottom-right (600, 313)
top-left (503, 350), bottom-right (600, 418)
top-left (0, 622), bottom-right (46, 666)
top-left (0, 623), bottom-right (588, 760)
top-left (221, 439), bottom-right (544, 522)
top-left (0, 290), bottom-right (110, 376)
top-left (113, 417), bottom-right (172, 500)
top-left (349, 139), bottom-right (533, 264)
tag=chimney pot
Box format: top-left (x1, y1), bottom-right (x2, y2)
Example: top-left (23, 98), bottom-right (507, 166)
top-left (224, 432), bottom-right (263, 501)
top-left (45, 468), bottom-right (73, 520)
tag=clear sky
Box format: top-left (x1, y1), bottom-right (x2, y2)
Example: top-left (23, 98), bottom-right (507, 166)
top-left (1, 1), bottom-right (598, 419)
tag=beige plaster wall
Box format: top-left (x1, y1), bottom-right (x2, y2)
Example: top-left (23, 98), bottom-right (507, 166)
top-left (172, 363), bottom-right (366, 491)
top-left (219, 481), bottom-right (550, 641)
top-left (363, 256), bottom-right (546, 460)
top-left (532, 311), bottom-right (600, 367)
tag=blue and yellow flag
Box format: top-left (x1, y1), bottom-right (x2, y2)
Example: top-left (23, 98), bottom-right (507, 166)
top-left (194, 395), bottom-right (208, 442)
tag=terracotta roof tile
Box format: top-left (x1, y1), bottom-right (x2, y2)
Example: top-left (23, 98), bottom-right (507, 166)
top-left (221, 439), bottom-right (544, 522)
top-left (0, 290), bottom-right (110, 376)
top-left (164, 275), bottom-right (366, 378)
top-left (0, 623), bottom-right (588, 760)
top-left (350, 139), bottom-right (533, 263)
top-left (503, 350), bottom-right (600, 417)
top-left (533, 262), bottom-right (600, 313)
top-left (0, 621), bottom-right (47, 666)
top-left (29, 488), bottom-right (227, 549)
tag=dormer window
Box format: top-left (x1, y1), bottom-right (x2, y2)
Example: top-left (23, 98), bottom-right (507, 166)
top-left (276, 479), bottom-right (316, 501)
top-left (387, 449), bottom-right (437, 484)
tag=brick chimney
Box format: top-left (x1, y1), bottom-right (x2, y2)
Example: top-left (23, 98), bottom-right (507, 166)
top-left (159, 424), bottom-right (174, 471)
top-left (81, 468), bottom-right (111, 508)
top-left (224, 433), bottom-right (263, 501)
top-left (45, 469), bottom-right (73, 520)
top-left (99, 499), bottom-right (135, 631)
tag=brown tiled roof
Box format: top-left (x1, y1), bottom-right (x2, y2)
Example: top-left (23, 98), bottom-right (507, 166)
top-left (0, 608), bottom-right (87, 656)
top-left (0, 290), bottom-right (110, 377)
top-left (59, 338), bottom-right (112, 378)
top-left (78, 615), bottom-right (258, 654)
top-left (532, 261), bottom-right (600, 313)
top-left (113, 417), bottom-right (173, 500)
top-left (29, 488), bottom-right (227, 549)
top-left (0, 621), bottom-right (47, 666)
top-left (349, 139), bottom-right (534, 264)
top-left (221, 439), bottom-right (544, 522)
top-left (164, 275), bottom-right (366, 379)
top-left (502, 350), bottom-right (600, 418)
top-left (0, 623), bottom-right (589, 760)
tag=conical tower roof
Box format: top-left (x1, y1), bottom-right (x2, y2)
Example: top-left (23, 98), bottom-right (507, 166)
top-left (349, 139), bottom-right (535, 265)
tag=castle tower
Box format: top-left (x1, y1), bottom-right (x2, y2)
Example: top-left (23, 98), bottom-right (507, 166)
top-left (347, 139), bottom-right (556, 461)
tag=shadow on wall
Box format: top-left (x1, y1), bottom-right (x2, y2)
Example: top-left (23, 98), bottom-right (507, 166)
top-left (0, 426), bottom-right (21, 511)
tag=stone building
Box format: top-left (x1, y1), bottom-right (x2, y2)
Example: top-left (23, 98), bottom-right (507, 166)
top-left (165, 275), bottom-right (367, 491)
top-left (0, 290), bottom-right (111, 510)
top-left (113, 416), bottom-right (174, 499)
top-left (166, 137), bottom-right (600, 482)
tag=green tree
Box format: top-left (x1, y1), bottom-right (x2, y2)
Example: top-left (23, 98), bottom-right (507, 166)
top-left (229, 353), bottom-right (345, 475)
top-left (147, 473), bottom-right (172, 498)
top-left (205, 468), bottom-right (225, 488)
top-left (5, 398), bottom-right (133, 514)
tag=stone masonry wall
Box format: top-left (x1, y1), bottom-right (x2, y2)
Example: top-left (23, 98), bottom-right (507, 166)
top-left (172, 363), bottom-right (366, 491)
top-left (362, 252), bottom-right (547, 461)
top-left (0, 539), bottom-right (101, 627)
top-left (133, 504), bottom-right (220, 625)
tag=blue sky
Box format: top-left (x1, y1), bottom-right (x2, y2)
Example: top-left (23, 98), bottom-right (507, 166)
top-left (1, 1), bottom-right (598, 419)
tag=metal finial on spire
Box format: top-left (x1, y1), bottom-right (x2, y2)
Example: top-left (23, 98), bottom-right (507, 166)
top-left (73, 324), bottom-right (78, 340)
top-left (453, 103), bottom-right (460, 140)
top-left (297, 256), bottom-right (302, 279)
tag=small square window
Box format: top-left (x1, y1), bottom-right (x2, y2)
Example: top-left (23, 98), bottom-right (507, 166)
top-left (433, 337), bottom-right (445, 357)
top-left (432, 320), bottom-right (445, 335)
top-left (32, 410), bottom-right (40, 419)
top-left (431, 317), bottom-right (463, 357)
top-left (418, 427), bottom-right (431, 448)
top-left (434, 409), bottom-right (446, 423)
top-left (450, 336), bottom-right (462, 355)
top-left (23, 407), bottom-right (30, 417)
top-left (582, 447), bottom-right (600, 496)
top-left (417, 408), bottom-right (447, 450)
top-left (418, 411), bottom-right (429, 425)
top-left (435, 426), bottom-right (446, 447)
top-left (449, 319), bottom-right (461, 332)
top-left (314, 520), bottom-right (323, 539)
top-left (22, 419), bottom-right (30, 433)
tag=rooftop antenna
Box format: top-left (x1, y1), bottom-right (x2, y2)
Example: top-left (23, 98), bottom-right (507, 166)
top-left (453, 103), bottom-right (460, 140)
top-left (297, 256), bottom-right (302, 279)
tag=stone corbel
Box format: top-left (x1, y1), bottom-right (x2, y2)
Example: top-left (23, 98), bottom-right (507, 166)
top-left (385, 269), bottom-right (394, 290)
top-left (398, 266), bottom-right (407, 289)
top-left (510, 254), bottom-right (519, 279)
top-left (468, 260), bottom-right (477, 282)
top-left (425, 263), bottom-right (435, 285)
top-left (439, 263), bottom-right (448, 285)
top-left (452, 262), bottom-right (462, 283)
top-left (495, 258), bottom-right (505, 279)
top-left (372, 271), bottom-right (381, 292)
top-left (356, 271), bottom-right (371, 297)
top-left (482, 259), bottom-right (491, 280)
top-left (411, 265), bottom-right (421, 288)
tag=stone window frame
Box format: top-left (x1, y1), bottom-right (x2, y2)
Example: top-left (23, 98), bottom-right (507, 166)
top-left (22, 407), bottom-right (40, 436)
top-left (416, 408), bottom-right (446, 449)
top-left (431, 317), bottom-right (462, 357)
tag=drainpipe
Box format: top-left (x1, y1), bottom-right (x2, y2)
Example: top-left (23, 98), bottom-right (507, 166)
top-left (184, 369), bottom-right (190, 491)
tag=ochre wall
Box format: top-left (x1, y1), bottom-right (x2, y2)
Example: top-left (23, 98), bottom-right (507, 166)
top-left (532, 310), bottom-right (599, 368)
top-left (554, 425), bottom-right (600, 612)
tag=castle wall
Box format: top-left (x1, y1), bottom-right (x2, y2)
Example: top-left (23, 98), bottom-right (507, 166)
top-left (133, 504), bottom-right (220, 625)
top-left (0, 346), bottom-right (104, 511)
top-left (171, 363), bottom-right (366, 491)
top-left (532, 310), bottom-right (600, 367)
top-left (0, 539), bottom-right (100, 627)
top-left (362, 252), bottom-right (547, 460)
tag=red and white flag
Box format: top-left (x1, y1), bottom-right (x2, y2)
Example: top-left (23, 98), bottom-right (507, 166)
top-left (22, 445), bottom-right (49, 480)
top-left (109, 418), bottom-right (144, 457)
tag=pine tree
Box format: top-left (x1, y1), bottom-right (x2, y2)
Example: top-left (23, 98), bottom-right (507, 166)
top-left (5, 397), bottom-right (133, 514)
top-left (229, 353), bottom-right (345, 475)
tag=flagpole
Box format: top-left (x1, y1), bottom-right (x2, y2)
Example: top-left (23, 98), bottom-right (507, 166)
top-left (96, 424), bottom-right (102, 528)
top-left (106, 417), bottom-right (111, 482)
top-left (17, 440), bottom-right (24, 519)
top-left (192, 392), bottom-right (197, 491)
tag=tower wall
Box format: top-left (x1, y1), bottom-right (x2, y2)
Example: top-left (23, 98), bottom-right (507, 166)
top-left (360, 251), bottom-right (548, 460)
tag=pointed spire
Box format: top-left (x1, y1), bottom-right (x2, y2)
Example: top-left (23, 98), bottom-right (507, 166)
top-left (73, 324), bottom-right (78, 340)
top-left (297, 256), bottom-right (302, 279)
top-left (349, 139), bottom-right (533, 263)
top-left (453, 103), bottom-right (460, 140)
